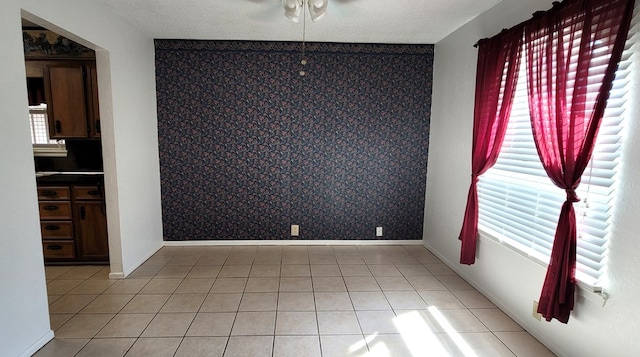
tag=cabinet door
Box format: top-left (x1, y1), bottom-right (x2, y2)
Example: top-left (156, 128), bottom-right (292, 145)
top-left (44, 64), bottom-right (88, 138)
top-left (85, 64), bottom-right (101, 138)
top-left (75, 201), bottom-right (109, 261)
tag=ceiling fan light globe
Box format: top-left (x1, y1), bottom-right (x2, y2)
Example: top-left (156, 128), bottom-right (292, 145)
top-left (308, 0), bottom-right (328, 22)
top-left (283, 0), bottom-right (303, 22)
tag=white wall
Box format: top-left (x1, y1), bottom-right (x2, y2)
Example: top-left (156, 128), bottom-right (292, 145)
top-left (424, 0), bottom-right (640, 356)
top-left (1, 0), bottom-right (163, 355)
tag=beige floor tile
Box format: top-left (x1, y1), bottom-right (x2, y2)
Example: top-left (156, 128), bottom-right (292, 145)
top-left (471, 308), bottom-right (523, 332)
top-left (125, 337), bottom-right (181, 357)
top-left (224, 336), bottom-right (273, 357)
top-left (249, 264), bottom-right (281, 277)
top-left (120, 294), bottom-right (171, 313)
top-left (47, 279), bottom-right (86, 295)
top-left (277, 292), bottom-right (316, 311)
top-left (495, 331), bottom-right (556, 357)
top-left (384, 290), bottom-right (428, 310)
top-left (141, 313), bottom-right (196, 337)
top-left (362, 254), bottom-right (393, 265)
top-left (282, 254), bottom-right (309, 264)
top-left (47, 294), bottom-right (63, 305)
top-left (239, 292), bottom-right (278, 311)
top-left (127, 264), bottom-right (163, 278)
top-left (312, 276), bottom-right (347, 291)
top-left (339, 264), bottom-right (372, 277)
top-left (49, 294), bottom-right (97, 314)
top-left (309, 254), bottom-right (337, 264)
top-left (95, 313), bottom-right (154, 338)
top-left (186, 265), bottom-right (221, 279)
top-left (368, 264), bottom-right (402, 277)
top-left (336, 254), bottom-right (365, 264)
top-left (349, 291), bottom-right (392, 310)
top-left (452, 290), bottom-right (496, 308)
top-left (49, 313), bottom-right (74, 330)
top-left (315, 292), bottom-right (353, 311)
top-left (310, 264), bottom-right (341, 276)
top-left (186, 312), bottom-right (236, 336)
top-left (439, 332), bottom-right (516, 357)
top-left (230, 311), bottom-right (276, 335)
top-left (89, 266), bottom-right (112, 279)
top-left (376, 276), bottom-right (414, 291)
top-left (245, 277), bottom-right (280, 292)
top-left (406, 275), bottom-right (447, 290)
top-left (366, 334), bottom-right (421, 356)
top-left (210, 278), bottom-right (247, 293)
top-left (253, 254), bottom-right (282, 265)
top-left (174, 337), bottom-right (227, 357)
top-left (155, 265), bottom-right (192, 279)
top-left (33, 338), bottom-right (89, 357)
top-left (57, 266), bottom-right (106, 280)
top-left (418, 290), bottom-right (466, 309)
top-left (218, 264), bottom-right (252, 278)
top-left (435, 309), bottom-right (489, 332)
top-left (396, 264), bottom-right (432, 276)
top-left (200, 293), bottom-right (242, 312)
top-left (44, 266), bottom-right (74, 280)
top-left (225, 255), bottom-right (255, 265)
top-left (317, 311), bottom-right (362, 335)
top-left (344, 276), bottom-right (380, 291)
top-left (320, 335), bottom-right (369, 357)
top-left (356, 310), bottom-right (400, 334)
top-left (143, 254), bottom-right (174, 266)
top-left (67, 278), bottom-right (116, 294)
top-left (76, 338), bottom-right (135, 357)
top-left (81, 294), bottom-right (134, 313)
top-left (273, 336), bottom-right (321, 357)
top-left (104, 279), bottom-right (150, 294)
top-left (437, 275), bottom-right (475, 291)
top-left (174, 278), bottom-right (214, 294)
top-left (281, 264), bottom-right (311, 277)
top-left (166, 255), bottom-right (199, 265)
top-left (55, 313), bottom-right (115, 338)
top-left (275, 311), bottom-right (318, 335)
top-left (395, 309), bottom-right (447, 334)
top-left (139, 278), bottom-right (182, 294)
top-left (279, 277), bottom-right (313, 291)
top-left (160, 293), bottom-right (206, 313)
top-left (424, 262), bottom-right (458, 276)
top-left (196, 254), bottom-right (228, 265)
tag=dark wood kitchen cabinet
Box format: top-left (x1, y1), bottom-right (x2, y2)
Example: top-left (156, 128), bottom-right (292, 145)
top-left (42, 61), bottom-right (100, 139)
top-left (38, 184), bottom-right (108, 263)
top-left (73, 186), bottom-right (109, 261)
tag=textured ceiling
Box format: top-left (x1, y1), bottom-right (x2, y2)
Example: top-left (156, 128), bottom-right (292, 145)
top-left (101, 0), bottom-right (502, 44)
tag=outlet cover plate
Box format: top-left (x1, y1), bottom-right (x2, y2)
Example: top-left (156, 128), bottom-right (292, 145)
top-left (376, 227), bottom-right (383, 237)
top-left (291, 225), bottom-right (299, 236)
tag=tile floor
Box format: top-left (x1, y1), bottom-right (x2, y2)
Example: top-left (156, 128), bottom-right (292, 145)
top-left (35, 245), bottom-right (555, 357)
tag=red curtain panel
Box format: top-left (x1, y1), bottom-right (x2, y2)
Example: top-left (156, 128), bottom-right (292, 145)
top-left (524, 0), bottom-right (635, 323)
top-left (458, 29), bottom-right (523, 265)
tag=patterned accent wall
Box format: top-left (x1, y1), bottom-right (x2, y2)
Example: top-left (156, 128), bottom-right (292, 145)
top-left (155, 40), bottom-right (432, 241)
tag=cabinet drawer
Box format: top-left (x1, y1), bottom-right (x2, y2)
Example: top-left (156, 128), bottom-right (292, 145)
top-left (40, 221), bottom-right (74, 239)
top-left (42, 241), bottom-right (76, 259)
top-left (37, 187), bottom-right (71, 200)
top-left (38, 202), bottom-right (72, 219)
top-left (73, 186), bottom-right (103, 200)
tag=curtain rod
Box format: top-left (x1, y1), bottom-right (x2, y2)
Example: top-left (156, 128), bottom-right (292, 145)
top-left (473, 0), bottom-right (564, 47)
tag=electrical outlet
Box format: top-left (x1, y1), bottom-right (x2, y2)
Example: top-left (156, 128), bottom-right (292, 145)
top-left (376, 226), bottom-right (383, 237)
top-left (291, 225), bottom-right (299, 236)
top-left (532, 300), bottom-right (542, 321)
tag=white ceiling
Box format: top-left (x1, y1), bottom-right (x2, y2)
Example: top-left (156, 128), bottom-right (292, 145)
top-left (101, 0), bottom-right (502, 44)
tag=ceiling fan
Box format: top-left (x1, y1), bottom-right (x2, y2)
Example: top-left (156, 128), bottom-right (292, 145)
top-left (282, 0), bottom-right (328, 22)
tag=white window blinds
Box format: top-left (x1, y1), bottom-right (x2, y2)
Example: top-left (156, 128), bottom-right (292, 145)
top-left (476, 15), bottom-right (636, 287)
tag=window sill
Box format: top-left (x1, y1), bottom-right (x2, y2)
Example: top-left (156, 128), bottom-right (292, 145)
top-left (477, 228), bottom-right (608, 305)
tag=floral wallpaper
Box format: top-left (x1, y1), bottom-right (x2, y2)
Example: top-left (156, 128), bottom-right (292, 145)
top-left (155, 40), bottom-right (432, 241)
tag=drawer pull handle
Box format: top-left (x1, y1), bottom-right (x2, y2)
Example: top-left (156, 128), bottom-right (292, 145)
top-left (41, 191), bottom-right (58, 197)
top-left (55, 120), bottom-right (62, 134)
top-left (44, 225), bottom-right (61, 231)
top-left (46, 245), bottom-right (62, 251)
top-left (80, 206), bottom-right (86, 220)
top-left (87, 190), bottom-right (100, 196)
top-left (43, 205), bottom-right (59, 211)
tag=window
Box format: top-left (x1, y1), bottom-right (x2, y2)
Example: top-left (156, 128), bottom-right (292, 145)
top-left (29, 104), bottom-right (66, 157)
top-left (476, 25), bottom-right (635, 287)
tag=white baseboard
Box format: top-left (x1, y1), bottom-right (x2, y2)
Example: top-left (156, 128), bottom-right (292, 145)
top-left (163, 240), bottom-right (423, 246)
top-left (19, 330), bottom-right (54, 357)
